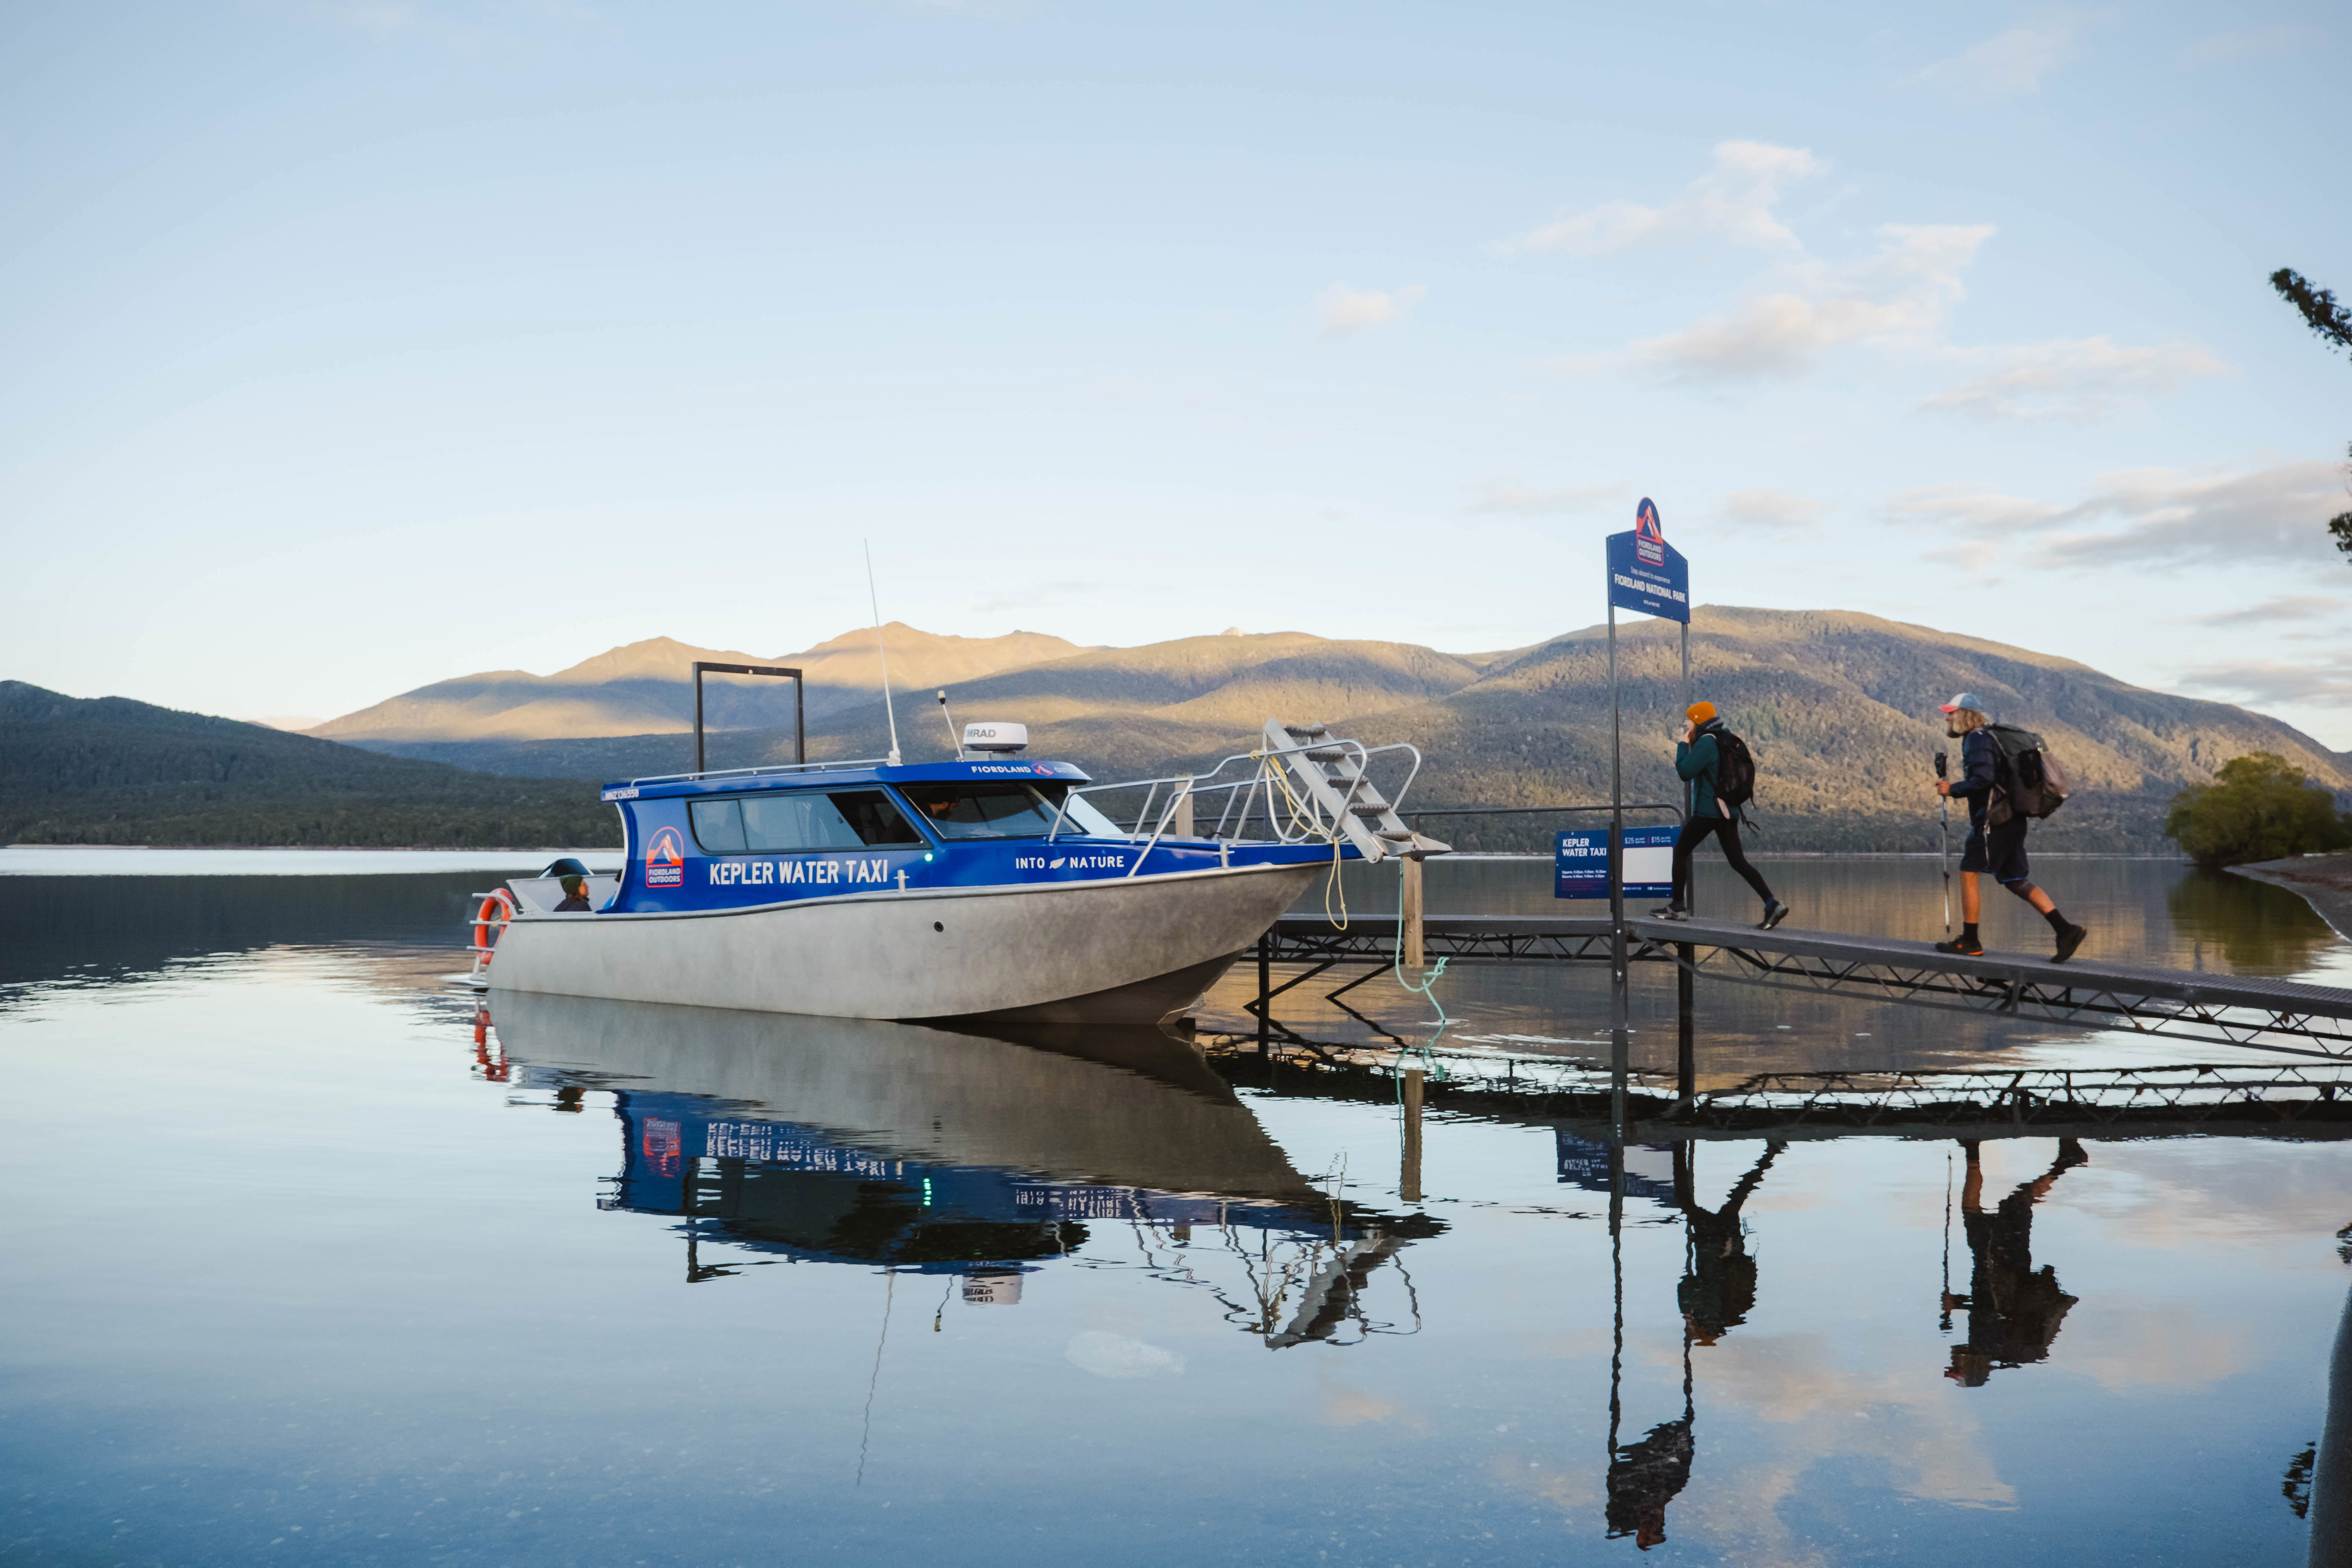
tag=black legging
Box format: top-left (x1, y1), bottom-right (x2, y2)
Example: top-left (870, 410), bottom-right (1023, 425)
top-left (1671, 817), bottom-right (1773, 910)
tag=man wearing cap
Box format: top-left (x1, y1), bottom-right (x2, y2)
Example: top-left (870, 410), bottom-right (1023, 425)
top-left (1934, 694), bottom-right (2087, 962)
top-left (1655, 702), bottom-right (1788, 929)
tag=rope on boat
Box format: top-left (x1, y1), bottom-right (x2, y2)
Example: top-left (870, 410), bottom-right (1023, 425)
top-left (1250, 746), bottom-right (1350, 931)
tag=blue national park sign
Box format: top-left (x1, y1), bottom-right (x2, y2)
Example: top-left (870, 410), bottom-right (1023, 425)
top-left (1605, 497), bottom-right (1689, 623)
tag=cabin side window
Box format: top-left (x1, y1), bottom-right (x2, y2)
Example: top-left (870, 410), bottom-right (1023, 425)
top-left (691, 790), bottom-right (926, 855)
top-left (688, 799), bottom-right (748, 854)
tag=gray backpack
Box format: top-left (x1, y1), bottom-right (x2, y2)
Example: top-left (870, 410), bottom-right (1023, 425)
top-left (1984, 724), bottom-right (2071, 824)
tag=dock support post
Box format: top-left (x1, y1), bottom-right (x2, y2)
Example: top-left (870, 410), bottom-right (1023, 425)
top-left (1401, 1068), bottom-right (1425, 1204)
top-left (1677, 945), bottom-right (1695, 1109)
top-left (1401, 853), bottom-right (1425, 971)
top-left (1256, 937), bottom-right (1271, 1055)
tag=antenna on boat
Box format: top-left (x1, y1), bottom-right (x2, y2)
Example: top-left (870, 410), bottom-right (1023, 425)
top-left (864, 541), bottom-right (902, 767)
top-left (938, 689), bottom-right (962, 760)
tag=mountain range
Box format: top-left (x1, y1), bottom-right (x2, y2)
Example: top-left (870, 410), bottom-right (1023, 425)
top-left (0, 682), bottom-right (615, 847)
top-left (312, 609), bottom-right (2350, 854)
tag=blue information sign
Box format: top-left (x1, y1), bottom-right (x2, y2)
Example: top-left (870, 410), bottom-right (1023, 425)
top-left (1555, 826), bottom-right (1678, 900)
top-left (1605, 497), bottom-right (1689, 623)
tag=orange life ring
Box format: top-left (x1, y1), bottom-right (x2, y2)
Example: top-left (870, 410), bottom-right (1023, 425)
top-left (473, 890), bottom-right (518, 961)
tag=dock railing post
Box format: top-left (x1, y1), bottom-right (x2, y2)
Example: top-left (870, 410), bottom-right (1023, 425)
top-left (1677, 947), bottom-right (1695, 1109)
top-left (1401, 1067), bottom-right (1425, 1203)
top-left (1401, 853), bottom-right (1425, 971)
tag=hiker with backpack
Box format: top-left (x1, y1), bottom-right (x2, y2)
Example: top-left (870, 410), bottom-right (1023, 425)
top-left (1655, 702), bottom-right (1790, 929)
top-left (1933, 693), bottom-right (2087, 962)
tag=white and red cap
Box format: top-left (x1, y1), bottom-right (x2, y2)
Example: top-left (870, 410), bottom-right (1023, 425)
top-left (1939, 692), bottom-right (1983, 714)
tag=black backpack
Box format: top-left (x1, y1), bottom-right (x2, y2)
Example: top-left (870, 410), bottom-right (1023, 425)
top-left (1984, 724), bottom-right (2070, 824)
top-left (1711, 728), bottom-right (1758, 811)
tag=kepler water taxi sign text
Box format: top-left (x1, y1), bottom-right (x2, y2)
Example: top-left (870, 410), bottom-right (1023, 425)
top-left (1606, 498), bottom-right (1689, 624)
top-left (1556, 826), bottom-right (1677, 900)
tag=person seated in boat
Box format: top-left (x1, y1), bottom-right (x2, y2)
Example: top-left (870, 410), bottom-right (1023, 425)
top-left (554, 874), bottom-right (594, 913)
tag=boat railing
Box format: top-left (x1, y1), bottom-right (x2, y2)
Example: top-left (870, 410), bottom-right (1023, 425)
top-left (616, 757), bottom-right (894, 789)
top-left (1055, 737), bottom-right (1427, 870)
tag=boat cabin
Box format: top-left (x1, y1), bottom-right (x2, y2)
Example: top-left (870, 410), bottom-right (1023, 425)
top-left (584, 760), bottom-right (1223, 916)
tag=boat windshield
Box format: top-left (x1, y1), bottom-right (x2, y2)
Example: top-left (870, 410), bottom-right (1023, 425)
top-left (894, 782), bottom-right (1123, 841)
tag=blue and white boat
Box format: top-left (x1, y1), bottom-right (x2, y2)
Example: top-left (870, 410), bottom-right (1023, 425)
top-left (473, 719), bottom-right (1443, 1024)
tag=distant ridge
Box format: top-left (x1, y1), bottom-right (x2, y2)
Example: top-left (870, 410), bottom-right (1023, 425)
top-left (341, 609), bottom-right (2350, 854)
top-left (311, 626), bottom-right (1097, 743)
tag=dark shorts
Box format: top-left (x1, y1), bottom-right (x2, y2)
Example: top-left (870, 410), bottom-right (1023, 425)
top-left (1960, 819), bottom-right (2030, 884)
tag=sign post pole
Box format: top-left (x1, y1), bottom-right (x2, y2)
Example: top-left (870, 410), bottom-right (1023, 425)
top-left (1608, 600), bottom-right (1627, 1136)
top-left (1600, 498), bottom-right (1690, 1138)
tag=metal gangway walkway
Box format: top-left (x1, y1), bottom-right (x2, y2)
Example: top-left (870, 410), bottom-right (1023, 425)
top-left (1250, 911), bottom-right (2352, 1063)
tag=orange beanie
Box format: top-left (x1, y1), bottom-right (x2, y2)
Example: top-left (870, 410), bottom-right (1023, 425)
top-left (1687, 701), bottom-right (1717, 724)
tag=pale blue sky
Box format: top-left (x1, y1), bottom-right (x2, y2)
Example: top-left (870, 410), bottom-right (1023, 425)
top-left (4, 1), bottom-right (2347, 743)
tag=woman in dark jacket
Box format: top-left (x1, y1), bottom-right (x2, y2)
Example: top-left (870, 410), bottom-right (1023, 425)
top-left (1655, 702), bottom-right (1788, 928)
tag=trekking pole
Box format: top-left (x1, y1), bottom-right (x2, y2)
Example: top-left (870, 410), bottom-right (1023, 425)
top-left (1934, 749), bottom-right (1951, 936)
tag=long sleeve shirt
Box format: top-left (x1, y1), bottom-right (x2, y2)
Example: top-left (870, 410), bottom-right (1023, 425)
top-left (1675, 729), bottom-right (1724, 819)
top-left (1947, 728), bottom-right (1998, 828)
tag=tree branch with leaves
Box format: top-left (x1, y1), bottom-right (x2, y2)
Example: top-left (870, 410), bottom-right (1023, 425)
top-left (2270, 268), bottom-right (2352, 561)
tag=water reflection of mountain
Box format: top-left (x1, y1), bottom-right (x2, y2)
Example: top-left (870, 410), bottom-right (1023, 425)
top-left (0, 873), bottom-right (486, 1000)
top-left (486, 994), bottom-right (1442, 1339)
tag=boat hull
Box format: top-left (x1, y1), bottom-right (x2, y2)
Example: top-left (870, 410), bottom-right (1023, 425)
top-left (483, 861), bottom-right (1320, 1022)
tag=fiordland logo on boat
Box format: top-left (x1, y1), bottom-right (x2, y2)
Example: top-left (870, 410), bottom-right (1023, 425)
top-left (645, 826), bottom-right (686, 888)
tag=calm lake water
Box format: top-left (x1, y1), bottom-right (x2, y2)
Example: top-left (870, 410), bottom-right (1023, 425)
top-left (3, 853), bottom-right (2348, 1565)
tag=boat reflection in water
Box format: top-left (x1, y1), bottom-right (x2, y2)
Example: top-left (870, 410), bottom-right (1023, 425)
top-left (484, 992), bottom-right (1442, 1343)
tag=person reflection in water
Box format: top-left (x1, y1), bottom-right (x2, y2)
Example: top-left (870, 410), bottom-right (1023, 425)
top-left (1605, 1142), bottom-right (1788, 1551)
top-left (1678, 1140), bottom-right (1784, 1346)
top-left (1943, 1138), bottom-right (2086, 1386)
top-left (554, 874), bottom-right (594, 913)
top-left (1606, 1416), bottom-right (1693, 1551)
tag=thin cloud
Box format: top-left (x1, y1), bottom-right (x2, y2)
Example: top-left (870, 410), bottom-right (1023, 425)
top-left (1882, 483), bottom-right (2060, 535)
top-left (1926, 338), bottom-right (2234, 423)
top-left (1717, 489), bottom-right (1824, 534)
top-left (2175, 654), bottom-right (2352, 710)
top-left (1315, 282), bottom-right (1426, 337)
top-left (2038, 461), bottom-right (2346, 568)
top-left (1466, 481), bottom-right (1624, 517)
top-left (1541, 145), bottom-right (2215, 414)
top-left (1610, 224), bottom-right (1992, 381)
top-left (1912, 21), bottom-right (2082, 100)
top-left (2193, 595), bottom-right (2346, 628)
top-left (2184, 24), bottom-right (2304, 64)
top-left (1885, 460), bottom-right (2346, 571)
top-left (1496, 140), bottom-right (1820, 259)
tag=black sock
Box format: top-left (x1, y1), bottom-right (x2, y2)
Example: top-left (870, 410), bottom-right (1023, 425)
top-left (2043, 907), bottom-right (2069, 933)
top-left (1962, 922), bottom-right (1980, 944)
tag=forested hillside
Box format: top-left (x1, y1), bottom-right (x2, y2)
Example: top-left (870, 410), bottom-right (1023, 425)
top-left (340, 610), bottom-right (2351, 854)
top-left (0, 683), bottom-right (618, 847)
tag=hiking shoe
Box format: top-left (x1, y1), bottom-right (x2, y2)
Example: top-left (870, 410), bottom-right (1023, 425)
top-left (1758, 899), bottom-right (1791, 931)
top-left (1934, 936), bottom-right (1984, 957)
top-left (2052, 923), bottom-right (2088, 964)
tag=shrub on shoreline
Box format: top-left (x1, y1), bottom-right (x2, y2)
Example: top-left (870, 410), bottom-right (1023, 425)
top-left (2164, 753), bottom-right (2351, 871)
